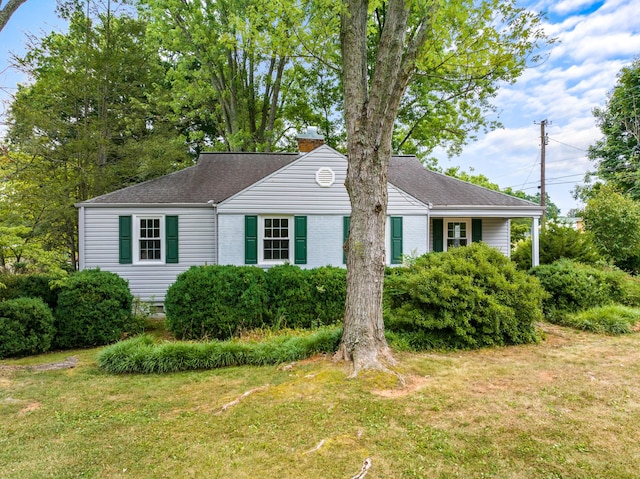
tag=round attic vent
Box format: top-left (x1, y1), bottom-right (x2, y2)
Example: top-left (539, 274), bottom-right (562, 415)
top-left (315, 167), bottom-right (335, 187)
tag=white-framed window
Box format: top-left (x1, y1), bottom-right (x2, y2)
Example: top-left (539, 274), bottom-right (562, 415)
top-left (261, 216), bottom-right (291, 263)
top-left (446, 219), bottom-right (469, 250)
top-left (134, 215), bottom-right (164, 263)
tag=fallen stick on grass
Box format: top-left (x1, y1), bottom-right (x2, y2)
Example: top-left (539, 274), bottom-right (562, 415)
top-left (214, 385), bottom-right (270, 415)
top-left (349, 457), bottom-right (372, 479)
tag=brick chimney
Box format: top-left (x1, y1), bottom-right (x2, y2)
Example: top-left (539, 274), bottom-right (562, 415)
top-left (297, 126), bottom-right (325, 153)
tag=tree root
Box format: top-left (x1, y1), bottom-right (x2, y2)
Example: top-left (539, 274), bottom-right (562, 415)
top-left (349, 458), bottom-right (372, 479)
top-left (303, 439), bottom-right (325, 454)
top-left (214, 385), bottom-right (270, 415)
top-left (0, 356), bottom-right (78, 372)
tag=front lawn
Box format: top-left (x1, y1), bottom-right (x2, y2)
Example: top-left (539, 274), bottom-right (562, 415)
top-left (2, 322), bottom-right (640, 478)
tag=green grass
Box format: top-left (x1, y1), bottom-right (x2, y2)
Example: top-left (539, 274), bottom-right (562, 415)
top-left (2, 322), bottom-right (640, 478)
top-left (97, 327), bottom-right (342, 373)
top-left (558, 305), bottom-right (640, 334)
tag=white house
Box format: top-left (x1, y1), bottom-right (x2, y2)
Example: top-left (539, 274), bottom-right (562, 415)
top-left (76, 136), bottom-right (542, 304)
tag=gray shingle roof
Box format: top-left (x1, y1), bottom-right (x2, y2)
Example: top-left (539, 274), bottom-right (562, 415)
top-left (79, 150), bottom-right (538, 208)
top-left (80, 152), bottom-right (300, 204)
top-left (388, 155), bottom-right (538, 207)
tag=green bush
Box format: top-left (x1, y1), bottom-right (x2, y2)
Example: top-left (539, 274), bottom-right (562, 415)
top-left (0, 297), bottom-right (55, 358)
top-left (54, 269), bottom-right (134, 349)
top-left (96, 327), bottom-right (342, 374)
top-left (266, 265), bottom-right (346, 329)
top-left (384, 243), bottom-right (545, 349)
top-left (0, 273), bottom-right (61, 310)
top-left (165, 265), bottom-right (269, 340)
top-left (512, 223), bottom-right (603, 270)
top-left (559, 305), bottom-right (640, 335)
top-left (528, 260), bottom-right (639, 320)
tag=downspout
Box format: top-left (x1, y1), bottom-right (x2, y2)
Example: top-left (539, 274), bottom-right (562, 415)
top-left (208, 200), bottom-right (218, 264)
top-left (531, 216), bottom-right (540, 267)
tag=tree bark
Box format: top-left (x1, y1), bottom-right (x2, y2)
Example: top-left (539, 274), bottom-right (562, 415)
top-left (336, 0), bottom-right (435, 375)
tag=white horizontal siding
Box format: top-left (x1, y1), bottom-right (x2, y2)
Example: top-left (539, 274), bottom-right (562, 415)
top-left (482, 217), bottom-right (511, 256)
top-left (81, 206), bottom-right (216, 303)
top-left (219, 146), bottom-right (426, 215)
top-left (402, 216), bottom-right (429, 259)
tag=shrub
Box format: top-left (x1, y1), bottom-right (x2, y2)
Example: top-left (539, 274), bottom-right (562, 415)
top-left (96, 327), bottom-right (342, 374)
top-left (0, 297), bottom-right (55, 358)
top-left (528, 260), bottom-right (640, 320)
top-left (560, 305), bottom-right (640, 335)
top-left (512, 223), bottom-right (603, 270)
top-left (266, 265), bottom-right (346, 329)
top-left (384, 243), bottom-right (546, 349)
top-left (0, 273), bottom-right (61, 310)
top-left (54, 269), bottom-right (134, 349)
top-left (165, 265), bottom-right (268, 340)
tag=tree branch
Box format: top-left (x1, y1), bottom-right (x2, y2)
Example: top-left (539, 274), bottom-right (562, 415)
top-left (0, 0), bottom-right (27, 33)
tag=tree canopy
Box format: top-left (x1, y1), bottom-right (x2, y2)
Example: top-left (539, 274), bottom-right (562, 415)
top-left (589, 57), bottom-right (640, 199)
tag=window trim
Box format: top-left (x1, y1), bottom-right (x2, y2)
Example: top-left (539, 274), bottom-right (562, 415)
top-left (133, 214), bottom-right (165, 264)
top-left (444, 218), bottom-right (470, 251)
top-left (259, 215), bottom-right (293, 265)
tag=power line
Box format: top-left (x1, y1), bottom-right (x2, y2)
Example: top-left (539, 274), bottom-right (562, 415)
top-left (548, 137), bottom-right (588, 152)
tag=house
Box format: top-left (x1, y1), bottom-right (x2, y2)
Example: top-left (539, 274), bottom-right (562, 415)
top-left (76, 133), bottom-right (543, 304)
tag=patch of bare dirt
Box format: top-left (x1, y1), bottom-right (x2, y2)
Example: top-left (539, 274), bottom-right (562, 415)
top-left (19, 402), bottom-right (42, 415)
top-left (371, 374), bottom-right (430, 398)
top-left (0, 356), bottom-right (78, 372)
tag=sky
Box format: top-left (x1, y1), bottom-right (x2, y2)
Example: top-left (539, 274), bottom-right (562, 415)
top-left (1, 0), bottom-right (640, 215)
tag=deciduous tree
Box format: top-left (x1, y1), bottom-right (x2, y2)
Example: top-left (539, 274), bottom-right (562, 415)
top-left (589, 57), bottom-right (640, 198)
top-left (337, 0), bottom-right (550, 374)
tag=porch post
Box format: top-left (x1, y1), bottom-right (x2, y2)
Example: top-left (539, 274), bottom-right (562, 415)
top-left (531, 216), bottom-right (540, 267)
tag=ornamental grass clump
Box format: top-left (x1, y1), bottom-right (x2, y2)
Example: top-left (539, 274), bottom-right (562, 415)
top-left (384, 243), bottom-right (546, 350)
top-left (97, 327), bottom-right (342, 374)
top-left (560, 305), bottom-right (640, 335)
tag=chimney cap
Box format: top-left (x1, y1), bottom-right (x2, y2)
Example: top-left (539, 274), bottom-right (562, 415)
top-left (297, 126), bottom-right (324, 140)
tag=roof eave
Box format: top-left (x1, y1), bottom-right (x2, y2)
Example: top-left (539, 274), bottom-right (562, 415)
top-left (75, 202), bottom-right (213, 208)
top-left (430, 205), bottom-right (543, 218)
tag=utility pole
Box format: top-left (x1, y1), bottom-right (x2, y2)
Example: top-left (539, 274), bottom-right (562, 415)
top-left (536, 119), bottom-right (549, 228)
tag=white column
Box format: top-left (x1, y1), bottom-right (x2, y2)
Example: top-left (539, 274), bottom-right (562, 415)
top-left (531, 216), bottom-right (540, 267)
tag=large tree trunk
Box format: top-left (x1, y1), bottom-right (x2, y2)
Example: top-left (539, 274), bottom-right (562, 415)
top-left (336, 0), bottom-right (433, 375)
top-left (335, 136), bottom-right (395, 373)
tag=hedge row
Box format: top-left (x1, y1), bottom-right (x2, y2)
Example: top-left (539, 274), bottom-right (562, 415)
top-left (165, 264), bottom-right (346, 340)
top-left (0, 269), bottom-right (139, 358)
top-left (529, 259), bottom-right (640, 321)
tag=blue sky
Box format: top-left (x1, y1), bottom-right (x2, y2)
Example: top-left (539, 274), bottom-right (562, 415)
top-left (1, 0), bottom-right (640, 214)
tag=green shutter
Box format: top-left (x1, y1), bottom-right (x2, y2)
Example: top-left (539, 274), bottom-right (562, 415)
top-left (294, 216), bottom-right (307, 264)
top-left (390, 216), bottom-right (403, 264)
top-left (245, 215), bottom-right (258, 264)
top-left (472, 218), bottom-right (482, 243)
top-left (166, 216), bottom-right (179, 263)
top-left (432, 218), bottom-right (444, 252)
top-left (343, 216), bottom-right (350, 264)
top-left (119, 216), bottom-right (132, 264)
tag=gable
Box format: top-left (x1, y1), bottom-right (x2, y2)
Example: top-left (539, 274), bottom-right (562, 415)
top-left (217, 145), bottom-right (428, 215)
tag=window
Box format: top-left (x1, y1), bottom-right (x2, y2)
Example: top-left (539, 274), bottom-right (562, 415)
top-left (119, 215), bottom-right (178, 265)
top-left (245, 215), bottom-right (306, 265)
top-left (447, 221), bottom-right (468, 249)
top-left (263, 217), bottom-right (290, 262)
top-left (139, 218), bottom-right (162, 260)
